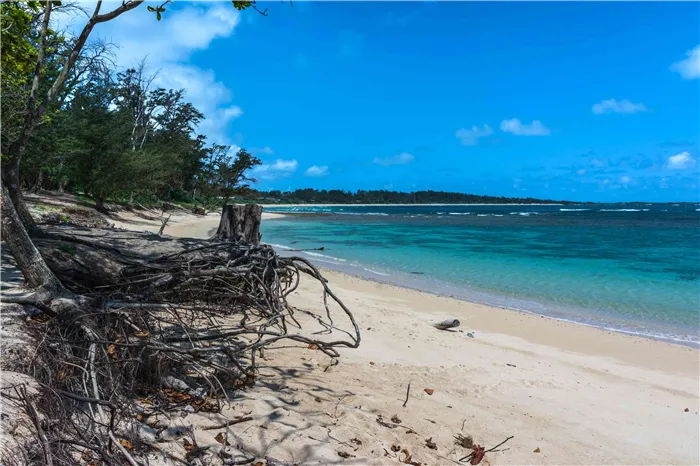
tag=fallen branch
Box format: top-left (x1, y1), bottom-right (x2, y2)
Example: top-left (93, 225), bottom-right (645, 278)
top-left (403, 381), bottom-right (411, 408)
top-left (458, 435), bottom-right (514, 465)
top-left (202, 416), bottom-right (253, 430)
top-left (158, 214), bottom-right (171, 236)
top-left (19, 385), bottom-right (54, 466)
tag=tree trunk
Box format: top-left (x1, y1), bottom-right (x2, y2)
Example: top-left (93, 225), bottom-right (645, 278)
top-left (94, 196), bottom-right (107, 214)
top-left (1, 156), bottom-right (38, 233)
top-left (214, 204), bottom-right (262, 245)
top-left (33, 170), bottom-right (44, 193)
top-left (1, 182), bottom-right (63, 292)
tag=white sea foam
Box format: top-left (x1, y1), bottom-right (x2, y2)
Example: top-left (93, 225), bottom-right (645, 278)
top-left (600, 209), bottom-right (643, 212)
top-left (362, 267), bottom-right (391, 277)
top-left (305, 251), bottom-right (347, 262)
top-left (560, 208), bottom-right (590, 211)
top-left (337, 212), bottom-right (389, 216)
top-left (448, 212), bottom-right (473, 215)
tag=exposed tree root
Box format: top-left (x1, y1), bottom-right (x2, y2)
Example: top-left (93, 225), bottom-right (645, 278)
top-left (2, 226), bottom-right (360, 465)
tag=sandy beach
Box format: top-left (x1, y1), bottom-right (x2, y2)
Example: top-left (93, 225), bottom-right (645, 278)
top-left (105, 208), bottom-right (700, 465)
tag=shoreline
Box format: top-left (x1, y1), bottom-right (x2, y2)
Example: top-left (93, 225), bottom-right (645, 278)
top-left (269, 240), bottom-right (700, 349)
top-left (88, 206), bottom-right (700, 464)
top-left (261, 202), bottom-right (565, 207)
top-left (305, 267), bottom-right (698, 375)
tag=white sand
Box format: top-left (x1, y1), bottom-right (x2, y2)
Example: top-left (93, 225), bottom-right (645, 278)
top-left (105, 209), bottom-right (700, 465)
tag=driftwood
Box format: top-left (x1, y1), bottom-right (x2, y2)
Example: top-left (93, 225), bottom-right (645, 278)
top-left (214, 204), bottom-right (262, 245)
top-left (433, 319), bottom-right (460, 330)
top-left (2, 223), bottom-right (360, 465)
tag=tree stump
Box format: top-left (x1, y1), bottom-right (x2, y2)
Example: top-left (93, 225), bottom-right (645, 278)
top-left (214, 204), bottom-right (262, 245)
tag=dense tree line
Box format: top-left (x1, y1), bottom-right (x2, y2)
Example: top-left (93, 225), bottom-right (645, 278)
top-left (242, 188), bottom-right (570, 205)
top-left (20, 63), bottom-right (262, 212)
top-left (1, 1), bottom-right (261, 214)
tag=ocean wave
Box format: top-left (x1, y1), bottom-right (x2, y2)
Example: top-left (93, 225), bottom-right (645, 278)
top-left (336, 212), bottom-right (389, 216)
top-left (268, 243), bottom-right (347, 263)
top-left (509, 212), bottom-right (544, 216)
top-left (362, 267), bottom-right (391, 277)
top-left (448, 212), bottom-right (473, 215)
top-left (599, 209), bottom-right (645, 212)
top-left (304, 251), bottom-right (347, 262)
top-left (560, 208), bottom-right (590, 211)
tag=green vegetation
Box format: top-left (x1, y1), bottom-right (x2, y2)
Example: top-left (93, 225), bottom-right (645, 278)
top-left (237, 188), bottom-right (571, 205)
top-left (16, 61), bottom-right (261, 212)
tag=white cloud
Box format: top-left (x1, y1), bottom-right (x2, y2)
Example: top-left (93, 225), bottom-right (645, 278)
top-left (592, 99), bottom-right (648, 115)
top-left (455, 125), bottom-right (493, 146)
top-left (250, 146), bottom-right (274, 155)
top-left (500, 119), bottom-right (550, 136)
top-left (305, 165), bottom-right (329, 177)
top-left (576, 169), bottom-right (586, 175)
top-left (373, 152), bottom-right (415, 166)
top-left (251, 159), bottom-right (298, 180)
top-left (620, 175), bottom-right (632, 185)
top-left (666, 151), bottom-right (696, 169)
top-left (222, 105), bottom-right (243, 120)
top-left (670, 45), bottom-right (700, 80)
top-left (60, 3), bottom-right (243, 144)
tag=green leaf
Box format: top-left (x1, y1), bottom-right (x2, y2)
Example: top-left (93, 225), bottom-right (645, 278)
top-left (156, 11), bottom-right (162, 21)
top-left (147, 5), bottom-right (156, 12)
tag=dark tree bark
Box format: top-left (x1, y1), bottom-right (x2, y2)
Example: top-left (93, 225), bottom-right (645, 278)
top-left (94, 197), bottom-right (108, 214)
top-left (1, 182), bottom-right (63, 292)
top-left (2, 158), bottom-right (38, 232)
top-left (214, 204), bottom-right (262, 245)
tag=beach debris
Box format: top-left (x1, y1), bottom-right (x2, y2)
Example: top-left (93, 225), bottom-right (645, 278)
top-left (350, 438), bottom-right (362, 446)
top-left (455, 433), bottom-right (474, 449)
top-left (201, 415), bottom-right (253, 430)
top-left (391, 414), bottom-right (403, 424)
top-left (337, 450), bottom-right (355, 458)
top-left (424, 388), bottom-right (434, 395)
top-left (369, 361), bottom-right (375, 365)
top-left (433, 319), bottom-right (460, 330)
top-left (534, 447), bottom-right (540, 453)
top-left (459, 436), bottom-right (515, 465)
top-left (308, 343), bottom-right (319, 350)
top-left (467, 332), bottom-right (475, 338)
top-left (684, 408), bottom-right (689, 412)
top-left (324, 358), bottom-right (340, 372)
top-left (506, 363), bottom-right (516, 367)
top-left (425, 437), bottom-right (437, 450)
top-left (400, 448), bottom-right (423, 466)
top-left (391, 444), bottom-right (402, 452)
top-left (376, 415), bottom-right (398, 429)
top-left (403, 381), bottom-right (411, 407)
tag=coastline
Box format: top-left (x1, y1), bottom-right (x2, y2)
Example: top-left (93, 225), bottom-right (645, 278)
top-left (110, 208), bottom-right (699, 464)
top-left (261, 203), bottom-right (564, 207)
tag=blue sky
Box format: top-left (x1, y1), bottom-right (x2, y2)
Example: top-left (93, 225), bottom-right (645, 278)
top-left (67, 1), bottom-right (699, 202)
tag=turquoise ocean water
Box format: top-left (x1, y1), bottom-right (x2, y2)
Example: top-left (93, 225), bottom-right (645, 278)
top-left (260, 204), bottom-right (700, 346)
